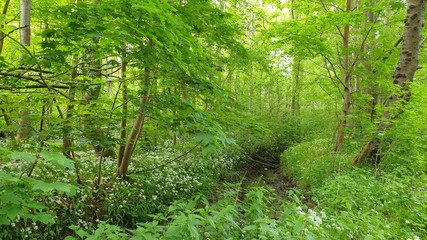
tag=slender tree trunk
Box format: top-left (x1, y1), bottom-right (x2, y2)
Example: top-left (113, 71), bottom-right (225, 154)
top-left (335, 0), bottom-right (352, 152)
top-left (0, 0), bottom-right (11, 54)
top-left (290, 0), bottom-right (301, 116)
top-left (82, 37), bottom-right (115, 157)
top-left (118, 66), bottom-right (150, 176)
top-left (62, 71), bottom-right (77, 160)
top-left (117, 49), bottom-right (128, 169)
top-left (354, 0), bottom-right (426, 165)
top-left (363, 2), bottom-right (378, 122)
top-left (291, 57), bottom-right (301, 115)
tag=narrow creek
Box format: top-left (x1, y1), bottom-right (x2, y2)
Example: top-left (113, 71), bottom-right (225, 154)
top-left (238, 152), bottom-right (295, 199)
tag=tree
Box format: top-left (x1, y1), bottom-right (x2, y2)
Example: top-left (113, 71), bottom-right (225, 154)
top-left (19, 0), bottom-right (30, 46)
top-left (354, 0), bottom-right (427, 165)
top-left (335, 0), bottom-right (353, 152)
top-left (0, 0), bottom-right (11, 54)
top-left (16, 0), bottom-right (32, 140)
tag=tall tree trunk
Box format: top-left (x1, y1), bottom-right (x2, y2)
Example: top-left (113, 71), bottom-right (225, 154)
top-left (16, 107), bottom-right (31, 139)
top-left (363, 2), bottom-right (378, 122)
top-left (335, 0), bottom-right (352, 152)
top-left (117, 48), bottom-right (128, 170)
top-left (82, 37), bottom-right (115, 157)
top-left (117, 66), bottom-right (150, 176)
top-left (290, 0), bottom-right (301, 116)
top-left (20, 0), bottom-right (31, 46)
top-left (291, 57), bottom-right (301, 115)
top-left (62, 71), bottom-right (77, 160)
top-left (0, 0), bottom-right (11, 54)
top-left (16, 0), bottom-right (32, 139)
top-left (354, 0), bottom-right (426, 165)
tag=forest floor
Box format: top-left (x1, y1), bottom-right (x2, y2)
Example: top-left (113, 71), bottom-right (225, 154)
top-left (213, 151), bottom-right (314, 208)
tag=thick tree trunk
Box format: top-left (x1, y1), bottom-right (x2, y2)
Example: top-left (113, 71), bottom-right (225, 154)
top-left (354, 0), bottom-right (426, 165)
top-left (16, 0), bottom-right (32, 140)
top-left (335, 0), bottom-right (352, 152)
top-left (16, 108), bottom-right (31, 139)
top-left (20, 0), bottom-right (31, 46)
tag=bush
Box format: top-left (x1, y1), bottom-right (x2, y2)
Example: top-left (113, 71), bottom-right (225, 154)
top-left (280, 138), bottom-right (354, 189)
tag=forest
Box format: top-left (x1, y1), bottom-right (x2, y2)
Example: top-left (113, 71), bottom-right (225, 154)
top-left (0, 0), bottom-right (426, 239)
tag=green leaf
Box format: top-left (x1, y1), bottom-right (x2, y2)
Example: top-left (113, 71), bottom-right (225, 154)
top-left (8, 152), bottom-right (36, 162)
top-left (188, 224), bottom-right (200, 240)
top-left (242, 225), bottom-right (257, 231)
top-left (0, 216), bottom-right (9, 225)
top-left (34, 212), bottom-right (55, 224)
top-left (0, 171), bottom-right (19, 183)
top-left (40, 152), bottom-right (75, 170)
top-left (164, 225), bottom-right (181, 238)
top-left (0, 205), bottom-right (24, 220)
top-left (31, 179), bottom-right (77, 195)
top-left (0, 191), bottom-right (22, 204)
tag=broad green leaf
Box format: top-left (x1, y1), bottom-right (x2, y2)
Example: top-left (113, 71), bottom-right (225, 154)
top-left (0, 205), bottom-right (24, 220)
top-left (31, 179), bottom-right (77, 195)
top-left (164, 225), bottom-right (181, 238)
top-left (187, 224), bottom-right (200, 240)
top-left (0, 216), bottom-right (9, 225)
top-left (0, 191), bottom-right (22, 204)
top-left (40, 152), bottom-right (74, 170)
top-left (0, 171), bottom-right (19, 183)
top-left (8, 152), bottom-right (36, 162)
top-left (33, 212), bottom-right (55, 224)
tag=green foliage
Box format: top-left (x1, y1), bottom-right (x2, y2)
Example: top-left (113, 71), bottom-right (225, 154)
top-left (67, 185), bottom-right (333, 240)
top-left (0, 0), bottom-right (426, 239)
top-left (281, 139), bottom-right (354, 189)
top-left (313, 168), bottom-right (426, 239)
top-left (0, 170), bottom-right (76, 239)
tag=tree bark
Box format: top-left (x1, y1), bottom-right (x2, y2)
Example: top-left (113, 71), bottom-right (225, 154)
top-left (117, 66), bottom-right (150, 176)
top-left (20, 0), bottom-right (31, 46)
top-left (291, 57), bottom-right (301, 115)
top-left (0, 0), bottom-right (11, 54)
top-left (16, 0), bottom-right (32, 140)
top-left (62, 71), bottom-right (77, 160)
top-left (335, 0), bottom-right (353, 152)
top-left (117, 48), bottom-right (128, 170)
top-left (354, 0), bottom-right (426, 165)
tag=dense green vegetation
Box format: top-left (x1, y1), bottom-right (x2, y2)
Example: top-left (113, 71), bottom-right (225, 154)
top-left (0, 0), bottom-right (426, 239)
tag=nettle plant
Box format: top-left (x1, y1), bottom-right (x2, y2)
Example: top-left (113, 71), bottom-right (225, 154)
top-left (66, 185), bottom-right (333, 240)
